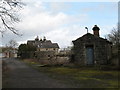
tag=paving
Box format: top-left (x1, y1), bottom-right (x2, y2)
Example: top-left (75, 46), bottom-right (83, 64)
top-left (2, 58), bottom-right (71, 88)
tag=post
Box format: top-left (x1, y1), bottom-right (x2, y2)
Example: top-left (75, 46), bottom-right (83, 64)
top-left (85, 27), bottom-right (88, 33)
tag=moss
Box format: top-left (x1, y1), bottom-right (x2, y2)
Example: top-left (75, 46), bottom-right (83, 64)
top-left (23, 60), bottom-right (119, 88)
top-left (48, 67), bottom-right (79, 75)
top-left (107, 80), bottom-right (119, 88)
top-left (48, 67), bottom-right (119, 88)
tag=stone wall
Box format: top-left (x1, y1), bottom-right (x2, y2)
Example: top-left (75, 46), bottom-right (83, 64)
top-left (37, 48), bottom-right (59, 53)
top-left (36, 56), bottom-right (69, 65)
top-left (73, 33), bottom-right (112, 65)
top-left (35, 51), bottom-right (55, 60)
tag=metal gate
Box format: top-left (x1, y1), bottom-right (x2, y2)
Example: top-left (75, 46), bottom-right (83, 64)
top-left (86, 46), bottom-right (94, 65)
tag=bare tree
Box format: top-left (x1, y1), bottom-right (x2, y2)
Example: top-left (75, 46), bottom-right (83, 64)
top-left (107, 24), bottom-right (120, 46)
top-left (107, 24), bottom-right (120, 66)
top-left (8, 39), bottom-right (18, 48)
top-left (0, 0), bottom-right (24, 37)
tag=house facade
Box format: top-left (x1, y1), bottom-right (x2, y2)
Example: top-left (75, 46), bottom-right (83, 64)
top-left (27, 36), bottom-right (59, 60)
top-left (72, 25), bottom-right (112, 65)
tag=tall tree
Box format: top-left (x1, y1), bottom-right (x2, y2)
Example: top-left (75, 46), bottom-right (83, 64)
top-left (0, 0), bottom-right (24, 37)
top-left (18, 44), bottom-right (36, 58)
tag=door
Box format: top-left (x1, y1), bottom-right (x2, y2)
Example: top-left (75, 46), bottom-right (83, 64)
top-left (86, 46), bottom-right (94, 65)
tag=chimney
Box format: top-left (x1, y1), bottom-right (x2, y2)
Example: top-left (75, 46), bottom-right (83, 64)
top-left (43, 36), bottom-right (46, 41)
top-left (35, 36), bottom-right (39, 41)
top-left (40, 38), bottom-right (42, 41)
top-left (92, 25), bottom-right (100, 37)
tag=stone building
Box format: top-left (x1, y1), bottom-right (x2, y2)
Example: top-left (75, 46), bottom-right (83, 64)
top-left (27, 36), bottom-right (59, 60)
top-left (72, 25), bottom-right (112, 65)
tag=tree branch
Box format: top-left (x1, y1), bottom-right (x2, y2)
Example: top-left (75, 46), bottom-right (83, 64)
top-left (0, 0), bottom-right (23, 36)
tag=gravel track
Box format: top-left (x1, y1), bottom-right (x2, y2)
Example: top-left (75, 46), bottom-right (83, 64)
top-left (2, 58), bottom-right (71, 88)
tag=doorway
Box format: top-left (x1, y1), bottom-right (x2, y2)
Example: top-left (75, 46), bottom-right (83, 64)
top-left (86, 46), bottom-right (94, 65)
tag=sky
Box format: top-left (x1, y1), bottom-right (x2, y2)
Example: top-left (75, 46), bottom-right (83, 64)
top-left (0, 0), bottom-right (118, 48)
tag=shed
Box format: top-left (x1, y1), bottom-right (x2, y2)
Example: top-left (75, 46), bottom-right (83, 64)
top-left (72, 25), bottom-right (112, 65)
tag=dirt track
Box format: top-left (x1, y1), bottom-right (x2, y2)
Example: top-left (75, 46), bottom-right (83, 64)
top-left (2, 58), bottom-right (71, 88)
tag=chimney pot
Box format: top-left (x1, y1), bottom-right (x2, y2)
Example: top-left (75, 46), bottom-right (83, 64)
top-left (43, 36), bottom-right (46, 41)
top-left (92, 25), bottom-right (100, 37)
top-left (35, 36), bottom-right (39, 41)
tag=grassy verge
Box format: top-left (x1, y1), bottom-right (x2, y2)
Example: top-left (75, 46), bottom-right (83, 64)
top-left (23, 59), bottom-right (119, 89)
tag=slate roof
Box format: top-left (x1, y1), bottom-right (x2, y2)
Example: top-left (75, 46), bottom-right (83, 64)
top-left (39, 43), bottom-right (59, 48)
top-left (72, 33), bottom-right (112, 44)
top-left (27, 40), bottom-right (59, 49)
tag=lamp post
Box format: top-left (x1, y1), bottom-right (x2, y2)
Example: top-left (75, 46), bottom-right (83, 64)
top-left (85, 27), bottom-right (88, 33)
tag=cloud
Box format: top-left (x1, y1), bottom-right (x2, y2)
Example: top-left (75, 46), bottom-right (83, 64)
top-left (48, 2), bottom-right (72, 14)
top-left (1, 0), bottom-right (88, 48)
top-left (11, 1), bottom-right (89, 48)
top-left (1, 1), bottom-right (116, 48)
top-left (44, 24), bottom-right (87, 48)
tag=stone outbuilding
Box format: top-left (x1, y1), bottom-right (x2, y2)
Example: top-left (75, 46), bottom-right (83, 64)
top-left (72, 25), bottom-right (112, 65)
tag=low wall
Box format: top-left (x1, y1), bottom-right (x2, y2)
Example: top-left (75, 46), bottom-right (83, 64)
top-left (37, 56), bottom-right (69, 65)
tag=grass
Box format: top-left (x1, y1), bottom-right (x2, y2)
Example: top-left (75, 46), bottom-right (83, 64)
top-left (23, 59), bottom-right (119, 88)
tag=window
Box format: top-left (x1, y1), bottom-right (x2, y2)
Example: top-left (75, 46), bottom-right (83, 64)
top-left (38, 45), bottom-right (40, 47)
top-left (48, 55), bottom-right (50, 57)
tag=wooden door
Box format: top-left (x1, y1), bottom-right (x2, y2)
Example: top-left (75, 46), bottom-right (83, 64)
top-left (86, 46), bottom-right (94, 65)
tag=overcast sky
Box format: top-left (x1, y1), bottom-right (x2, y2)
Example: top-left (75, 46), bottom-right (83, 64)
top-left (0, 0), bottom-right (118, 48)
